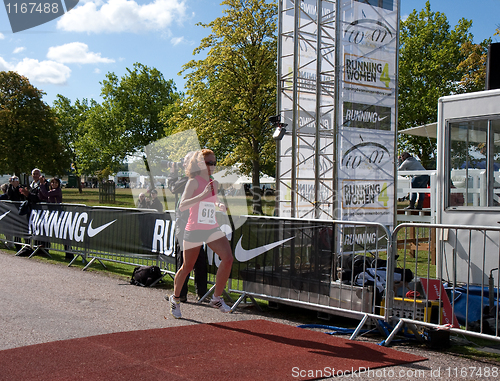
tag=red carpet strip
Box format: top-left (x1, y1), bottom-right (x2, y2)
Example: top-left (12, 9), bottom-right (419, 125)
top-left (0, 319), bottom-right (426, 380)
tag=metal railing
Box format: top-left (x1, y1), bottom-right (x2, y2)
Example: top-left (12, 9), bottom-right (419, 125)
top-left (226, 216), bottom-right (392, 324)
top-left (3, 200), bottom-right (500, 344)
top-left (0, 201), bottom-right (178, 276)
top-left (390, 222), bottom-right (500, 343)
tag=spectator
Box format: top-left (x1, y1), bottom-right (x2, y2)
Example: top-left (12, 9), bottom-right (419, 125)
top-left (0, 183), bottom-right (9, 200)
top-left (1, 182), bottom-right (12, 247)
top-left (18, 169), bottom-right (50, 254)
top-left (38, 177), bottom-right (62, 203)
top-left (149, 189), bottom-right (163, 212)
top-left (5, 176), bottom-right (25, 250)
top-left (398, 152), bottom-right (429, 210)
top-left (39, 177), bottom-right (73, 260)
top-left (136, 192), bottom-right (154, 250)
top-left (6, 176), bottom-right (25, 202)
top-left (19, 168), bottom-right (49, 203)
top-left (136, 192), bottom-right (150, 209)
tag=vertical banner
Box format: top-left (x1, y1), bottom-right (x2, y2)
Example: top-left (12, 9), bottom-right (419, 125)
top-left (337, 0), bottom-right (398, 227)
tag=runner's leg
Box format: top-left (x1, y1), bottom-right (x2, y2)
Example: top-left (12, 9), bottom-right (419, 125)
top-left (206, 235), bottom-right (233, 297)
top-left (173, 243), bottom-right (202, 298)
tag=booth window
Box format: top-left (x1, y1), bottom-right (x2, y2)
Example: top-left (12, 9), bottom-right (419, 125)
top-left (447, 117), bottom-right (500, 208)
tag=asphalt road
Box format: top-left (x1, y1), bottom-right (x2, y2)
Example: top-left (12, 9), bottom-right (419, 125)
top-left (0, 248), bottom-right (312, 351)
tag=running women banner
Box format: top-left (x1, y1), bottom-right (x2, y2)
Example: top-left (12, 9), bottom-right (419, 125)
top-left (337, 0), bottom-right (398, 227)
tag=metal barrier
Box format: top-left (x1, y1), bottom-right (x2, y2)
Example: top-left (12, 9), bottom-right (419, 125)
top-left (0, 200), bottom-right (33, 255)
top-left (390, 222), bottom-right (500, 344)
top-left (4, 199), bottom-right (500, 344)
top-left (99, 181), bottom-right (116, 204)
top-left (225, 215), bottom-right (393, 326)
top-left (0, 201), bottom-right (178, 278)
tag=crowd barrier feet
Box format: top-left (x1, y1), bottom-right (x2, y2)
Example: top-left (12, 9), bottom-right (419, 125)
top-left (29, 245), bottom-right (52, 259)
top-left (68, 252), bottom-right (87, 267)
top-left (230, 292), bottom-right (261, 312)
top-left (83, 257), bottom-right (107, 271)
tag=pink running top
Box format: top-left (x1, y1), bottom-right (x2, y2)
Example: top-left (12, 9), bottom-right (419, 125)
top-left (185, 176), bottom-right (219, 231)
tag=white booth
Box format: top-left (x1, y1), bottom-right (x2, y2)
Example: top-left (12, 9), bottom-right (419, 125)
top-left (437, 89), bottom-right (500, 285)
top-left (403, 89), bottom-right (500, 284)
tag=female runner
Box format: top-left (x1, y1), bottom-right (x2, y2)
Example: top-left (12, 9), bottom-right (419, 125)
top-left (169, 149), bottom-right (233, 318)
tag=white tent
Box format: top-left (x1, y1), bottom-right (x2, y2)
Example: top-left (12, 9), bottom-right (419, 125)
top-left (211, 165), bottom-right (275, 185)
top-left (399, 122), bottom-right (437, 138)
top-left (234, 174), bottom-right (275, 184)
top-left (211, 167), bottom-right (241, 184)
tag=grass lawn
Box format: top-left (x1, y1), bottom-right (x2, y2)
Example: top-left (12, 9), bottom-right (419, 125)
top-left (62, 187), bottom-right (277, 215)
top-left (62, 187), bottom-right (136, 208)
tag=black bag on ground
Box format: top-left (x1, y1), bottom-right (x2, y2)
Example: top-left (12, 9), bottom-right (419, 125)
top-left (130, 266), bottom-right (162, 287)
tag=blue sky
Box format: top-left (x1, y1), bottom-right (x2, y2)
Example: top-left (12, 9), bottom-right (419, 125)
top-left (1, 0), bottom-right (499, 106)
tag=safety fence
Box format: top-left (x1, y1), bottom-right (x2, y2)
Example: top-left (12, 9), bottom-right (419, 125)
top-left (224, 216), bottom-right (391, 325)
top-left (389, 222), bottom-right (500, 344)
top-left (1, 200), bottom-right (500, 344)
top-left (0, 200), bottom-right (178, 274)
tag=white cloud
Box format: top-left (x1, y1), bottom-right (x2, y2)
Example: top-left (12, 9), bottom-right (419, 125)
top-left (0, 57), bottom-right (10, 71)
top-left (57, 0), bottom-right (188, 33)
top-left (171, 36), bottom-right (185, 46)
top-left (0, 55), bottom-right (71, 85)
top-left (15, 58), bottom-right (71, 85)
top-left (0, 33), bottom-right (5, 40)
top-left (13, 47), bottom-right (26, 54)
top-left (47, 42), bottom-right (115, 64)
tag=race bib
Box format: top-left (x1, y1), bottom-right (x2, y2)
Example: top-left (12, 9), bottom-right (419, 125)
top-left (198, 201), bottom-right (216, 225)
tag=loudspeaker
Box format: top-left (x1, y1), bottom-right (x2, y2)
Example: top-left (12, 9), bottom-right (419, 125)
top-left (486, 42), bottom-right (500, 90)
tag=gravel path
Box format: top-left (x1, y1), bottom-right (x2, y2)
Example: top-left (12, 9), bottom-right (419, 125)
top-left (1, 249), bottom-right (499, 380)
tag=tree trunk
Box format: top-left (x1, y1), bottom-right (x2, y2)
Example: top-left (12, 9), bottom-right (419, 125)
top-left (143, 156), bottom-right (156, 193)
top-left (251, 157), bottom-right (262, 215)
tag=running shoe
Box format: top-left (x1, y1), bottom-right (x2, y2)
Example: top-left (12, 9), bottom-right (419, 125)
top-left (209, 296), bottom-right (231, 313)
top-left (168, 295), bottom-right (182, 319)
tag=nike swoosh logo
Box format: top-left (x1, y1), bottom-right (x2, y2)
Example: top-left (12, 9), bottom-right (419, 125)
top-left (0, 211), bottom-right (10, 221)
top-left (235, 236), bottom-right (295, 262)
top-left (87, 219), bottom-right (117, 237)
top-left (377, 115), bottom-right (389, 122)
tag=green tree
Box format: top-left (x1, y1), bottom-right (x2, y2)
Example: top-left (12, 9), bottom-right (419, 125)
top-left (457, 39), bottom-right (490, 93)
top-left (0, 71), bottom-right (67, 177)
top-left (398, 1), bottom-right (476, 168)
top-left (74, 100), bottom-right (124, 177)
top-left (99, 63), bottom-right (181, 186)
top-left (53, 95), bottom-right (91, 192)
top-left (68, 63), bottom-right (180, 186)
top-left (101, 63), bottom-right (180, 151)
top-left (172, 0), bottom-right (278, 214)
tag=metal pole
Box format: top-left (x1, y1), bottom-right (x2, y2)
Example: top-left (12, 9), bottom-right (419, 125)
top-left (291, 0), bottom-right (300, 218)
top-left (314, 0), bottom-right (323, 219)
top-left (275, 0), bottom-right (284, 217)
